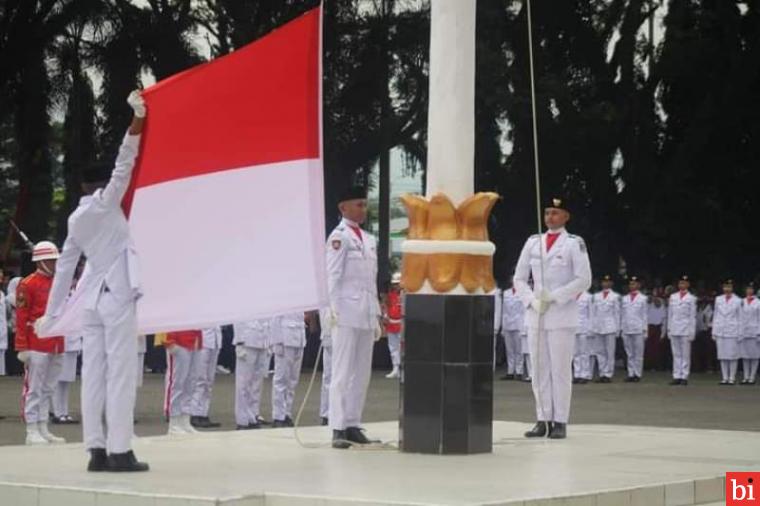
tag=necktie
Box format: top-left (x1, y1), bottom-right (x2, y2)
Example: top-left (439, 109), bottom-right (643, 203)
top-left (546, 233), bottom-right (560, 251)
top-left (348, 225), bottom-right (363, 243)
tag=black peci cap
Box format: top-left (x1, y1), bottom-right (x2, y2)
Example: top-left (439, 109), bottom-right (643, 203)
top-left (82, 160), bottom-right (112, 184)
top-left (545, 197), bottom-right (569, 213)
top-left (339, 185), bottom-right (367, 203)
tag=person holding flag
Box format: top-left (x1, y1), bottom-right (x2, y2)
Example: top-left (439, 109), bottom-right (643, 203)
top-left (38, 91), bottom-right (148, 472)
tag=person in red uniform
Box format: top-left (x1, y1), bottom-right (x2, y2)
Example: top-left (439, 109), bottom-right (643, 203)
top-left (383, 273), bottom-right (404, 379)
top-left (163, 330), bottom-right (202, 435)
top-left (15, 241), bottom-right (66, 445)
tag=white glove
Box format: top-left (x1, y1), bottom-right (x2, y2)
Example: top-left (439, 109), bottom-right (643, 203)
top-left (33, 315), bottom-right (51, 336)
top-left (539, 289), bottom-right (554, 304)
top-left (325, 307), bottom-right (338, 331)
top-left (17, 351), bottom-right (31, 364)
top-left (235, 345), bottom-right (248, 360)
top-left (530, 298), bottom-right (549, 315)
top-left (127, 90), bottom-right (146, 118)
top-left (374, 322), bottom-right (383, 342)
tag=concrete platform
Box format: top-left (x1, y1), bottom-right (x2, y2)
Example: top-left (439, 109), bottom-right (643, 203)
top-left (0, 421), bottom-right (752, 506)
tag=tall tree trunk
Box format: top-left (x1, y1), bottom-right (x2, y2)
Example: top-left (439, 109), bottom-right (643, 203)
top-left (377, 0), bottom-right (394, 293)
top-left (14, 53), bottom-right (53, 271)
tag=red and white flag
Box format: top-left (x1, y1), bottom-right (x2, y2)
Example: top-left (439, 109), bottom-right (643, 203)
top-left (126, 7), bottom-right (325, 333)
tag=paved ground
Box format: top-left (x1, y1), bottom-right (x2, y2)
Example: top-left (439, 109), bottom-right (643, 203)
top-left (0, 368), bottom-right (758, 446)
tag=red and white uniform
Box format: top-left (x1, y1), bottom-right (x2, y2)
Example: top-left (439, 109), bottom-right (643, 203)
top-left (164, 330), bottom-right (202, 419)
top-left (16, 272), bottom-right (64, 424)
top-left (385, 289), bottom-right (403, 371)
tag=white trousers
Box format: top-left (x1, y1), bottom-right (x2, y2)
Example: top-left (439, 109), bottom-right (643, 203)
top-left (669, 335), bottom-right (692, 380)
top-left (81, 295), bottom-right (138, 453)
top-left (592, 333), bottom-right (617, 378)
top-left (573, 333), bottom-right (591, 379)
top-left (0, 349), bottom-right (6, 375)
top-left (190, 347), bottom-right (219, 417)
top-left (329, 326), bottom-right (374, 430)
top-left (528, 327), bottom-right (574, 424)
top-left (742, 359), bottom-right (759, 382)
top-left (136, 352), bottom-right (145, 388)
top-left (320, 345), bottom-right (332, 418)
top-left (386, 332), bottom-right (401, 368)
top-left (21, 351), bottom-right (63, 424)
top-left (53, 351), bottom-right (77, 417)
top-left (622, 333), bottom-right (646, 378)
top-left (164, 347), bottom-right (200, 418)
top-left (234, 346), bottom-right (270, 426)
top-left (272, 345), bottom-right (304, 421)
top-left (503, 330), bottom-right (523, 375)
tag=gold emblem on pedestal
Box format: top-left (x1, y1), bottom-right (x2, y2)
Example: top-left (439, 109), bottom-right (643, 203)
top-left (400, 192), bottom-right (499, 293)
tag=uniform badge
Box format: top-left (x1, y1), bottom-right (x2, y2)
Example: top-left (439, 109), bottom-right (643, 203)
top-left (331, 239), bottom-right (342, 250)
top-left (578, 238), bottom-right (587, 253)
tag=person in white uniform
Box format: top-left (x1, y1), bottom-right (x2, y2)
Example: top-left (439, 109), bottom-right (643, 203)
top-left (573, 291), bottom-right (592, 384)
top-left (41, 91), bottom-right (148, 472)
top-left (271, 312), bottom-right (308, 427)
top-left (621, 276), bottom-right (648, 382)
top-left (319, 307), bottom-right (333, 426)
top-left (325, 186), bottom-right (382, 449)
top-left (590, 275), bottom-right (620, 383)
top-left (739, 282), bottom-right (760, 385)
top-left (233, 318), bottom-right (271, 429)
top-left (713, 279), bottom-right (742, 385)
top-left (514, 197), bottom-right (592, 440)
top-left (0, 283), bottom-right (7, 377)
top-left (666, 276), bottom-right (697, 385)
top-left (52, 333), bottom-right (82, 424)
top-left (190, 326), bottom-right (223, 428)
top-left (501, 280), bottom-right (526, 380)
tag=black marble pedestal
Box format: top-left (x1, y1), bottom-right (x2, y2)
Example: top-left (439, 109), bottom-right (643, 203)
top-left (399, 294), bottom-right (494, 454)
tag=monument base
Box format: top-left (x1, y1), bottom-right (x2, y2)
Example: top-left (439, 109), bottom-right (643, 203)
top-left (399, 293), bottom-right (494, 454)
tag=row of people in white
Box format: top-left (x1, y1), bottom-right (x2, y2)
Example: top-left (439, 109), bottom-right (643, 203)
top-left (711, 282), bottom-right (760, 384)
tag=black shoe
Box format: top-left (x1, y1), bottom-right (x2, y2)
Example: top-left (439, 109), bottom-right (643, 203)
top-left (578, 378), bottom-right (589, 384)
top-left (669, 379), bottom-right (682, 385)
top-left (87, 448), bottom-right (109, 472)
top-left (61, 415), bottom-right (79, 424)
top-left (236, 424), bottom-right (256, 430)
top-left (107, 451), bottom-right (149, 472)
top-left (522, 376), bottom-right (532, 383)
top-left (283, 416), bottom-right (295, 428)
top-left (255, 416), bottom-right (270, 426)
top-left (720, 380), bottom-right (729, 385)
top-left (633, 376), bottom-right (641, 383)
top-left (345, 427), bottom-right (379, 444)
top-left (741, 380), bottom-right (752, 386)
top-left (681, 379), bottom-right (688, 386)
top-left (624, 376), bottom-right (635, 383)
top-left (204, 417), bottom-right (221, 428)
top-left (500, 374), bottom-right (515, 381)
top-left (572, 378), bottom-right (580, 384)
top-left (601, 377), bottom-right (612, 383)
top-left (190, 416), bottom-right (205, 428)
top-left (548, 422), bottom-right (566, 439)
top-left (332, 430), bottom-right (351, 449)
top-left (321, 417), bottom-right (329, 426)
top-left (272, 419), bottom-right (288, 428)
top-left (524, 421), bottom-right (548, 438)
top-left (50, 415), bottom-right (63, 425)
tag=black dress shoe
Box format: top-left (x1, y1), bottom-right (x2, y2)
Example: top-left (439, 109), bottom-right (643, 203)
top-left (202, 417), bottom-right (221, 428)
top-left (332, 430), bottom-right (351, 449)
top-left (633, 376), bottom-right (641, 383)
top-left (720, 380), bottom-right (729, 385)
top-left (190, 416), bottom-right (206, 428)
top-left (601, 377), bottom-right (612, 383)
top-left (236, 424), bottom-right (257, 430)
top-left (272, 419), bottom-right (288, 428)
top-left (524, 421), bottom-right (548, 438)
top-left (681, 379), bottom-right (688, 386)
top-left (624, 376), bottom-right (635, 383)
top-left (500, 374), bottom-right (515, 381)
top-left (255, 416), bottom-right (270, 426)
top-left (107, 451), bottom-right (149, 472)
top-left (50, 415), bottom-right (63, 425)
top-left (345, 427), bottom-right (379, 444)
top-left (87, 448), bottom-right (109, 472)
top-left (548, 422), bottom-right (566, 439)
top-left (62, 415), bottom-right (79, 424)
top-left (321, 417), bottom-right (329, 426)
top-left (578, 378), bottom-right (588, 384)
top-left (283, 416), bottom-right (295, 427)
top-left (669, 379), bottom-right (682, 385)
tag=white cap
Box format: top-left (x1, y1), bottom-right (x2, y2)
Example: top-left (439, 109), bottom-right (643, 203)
top-left (32, 241), bottom-right (60, 262)
top-left (391, 272), bottom-right (402, 284)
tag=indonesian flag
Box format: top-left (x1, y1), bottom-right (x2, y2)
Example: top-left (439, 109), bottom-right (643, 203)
top-left (127, 7), bottom-right (326, 333)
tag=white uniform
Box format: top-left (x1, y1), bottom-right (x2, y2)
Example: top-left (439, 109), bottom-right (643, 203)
top-left (326, 218), bottom-right (380, 431)
top-left (190, 327), bottom-right (223, 418)
top-left (573, 292), bottom-right (592, 380)
top-left (136, 335), bottom-right (147, 387)
top-left (271, 313), bottom-right (306, 422)
top-left (233, 319), bottom-right (271, 426)
top-left (501, 288), bottom-right (525, 376)
top-left (514, 228), bottom-right (592, 424)
top-left (740, 297), bottom-right (760, 383)
top-left (591, 290), bottom-right (621, 379)
top-left (621, 291), bottom-right (648, 378)
top-left (667, 291), bottom-right (697, 381)
top-left (319, 307), bottom-right (333, 419)
top-left (0, 291), bottom-right (7, 376)
top-left (53, 334), bottom-right (82, 418)
top-left (45, 132), bottom-right (142, 454)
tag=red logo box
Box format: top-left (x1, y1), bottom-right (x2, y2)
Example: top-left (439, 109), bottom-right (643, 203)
top-left (727, 473), bottom-right (759, 505)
